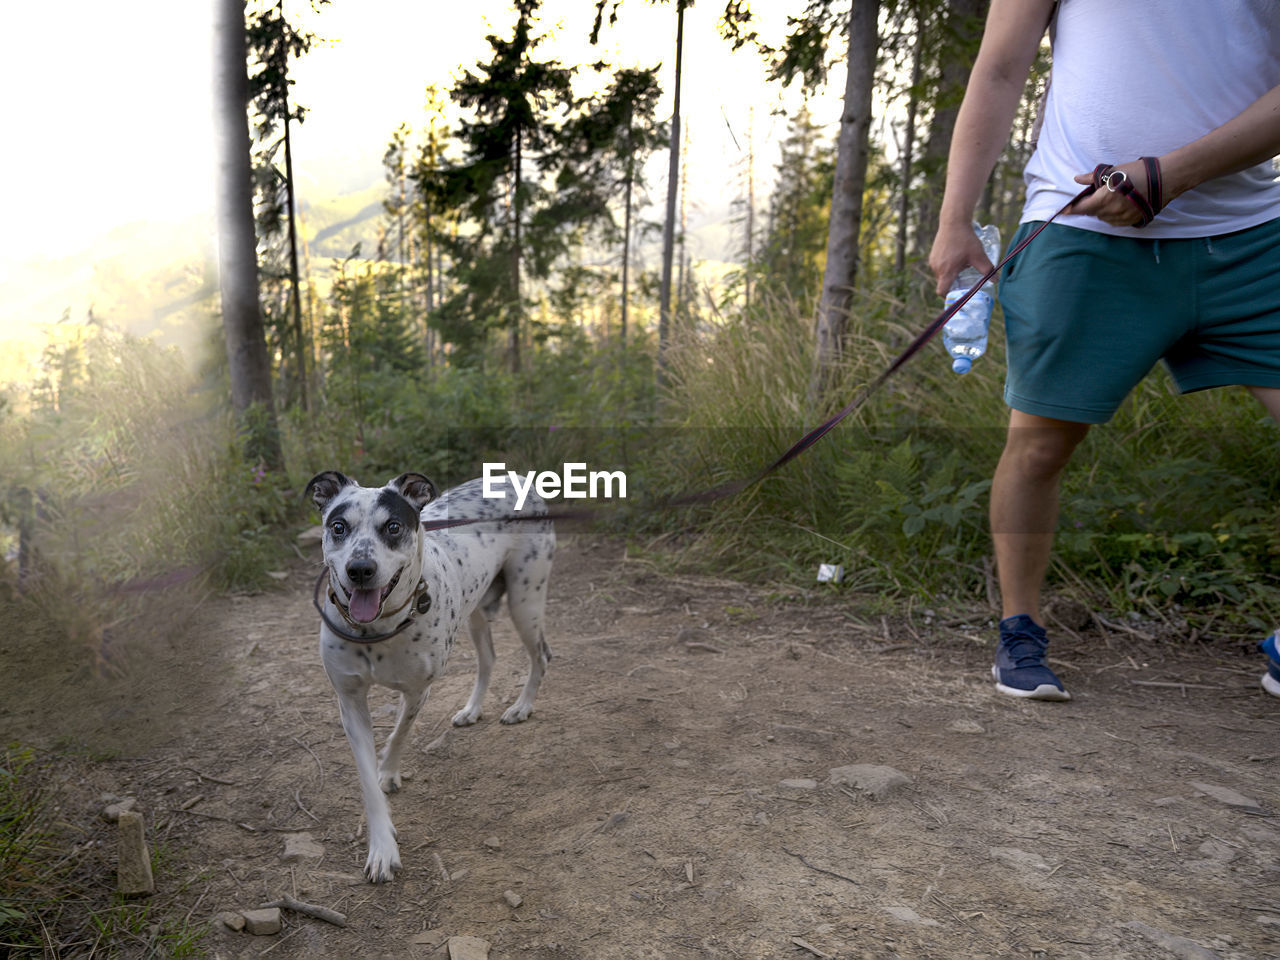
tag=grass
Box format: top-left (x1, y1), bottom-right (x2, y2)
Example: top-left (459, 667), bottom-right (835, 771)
top-left (0, 746), bottom-right (209, 960)
top-left (658, 281), bottom-right (1280, 637)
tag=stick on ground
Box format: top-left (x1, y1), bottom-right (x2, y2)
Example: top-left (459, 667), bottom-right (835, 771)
top-left (260, 895), bottom-right (348, 928)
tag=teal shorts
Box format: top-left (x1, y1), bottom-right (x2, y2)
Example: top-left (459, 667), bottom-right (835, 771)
top-left (997, 217), bottom-right (1280, 423)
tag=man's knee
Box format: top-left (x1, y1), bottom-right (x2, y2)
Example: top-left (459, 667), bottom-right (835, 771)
top-left (1000, 413), bottom-right (1090, 481)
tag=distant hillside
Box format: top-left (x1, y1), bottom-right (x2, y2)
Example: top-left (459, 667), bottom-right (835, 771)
top-left (300, 184), bottom-right (389, 263)
top-left (0, 219), bottom-right (218, 386)
top-left (0, 176), bottom-right (749, 389)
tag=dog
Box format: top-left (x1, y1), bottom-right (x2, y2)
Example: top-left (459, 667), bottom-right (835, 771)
top-left (305, 470), bottom-right (555, 882)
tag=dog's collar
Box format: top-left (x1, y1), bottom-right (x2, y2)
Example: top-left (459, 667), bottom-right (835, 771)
top-left (314, 569), bottom-right (433, 645)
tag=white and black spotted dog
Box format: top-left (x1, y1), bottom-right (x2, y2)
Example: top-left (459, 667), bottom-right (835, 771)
top-left (305, 471), bottom-right (555, 882)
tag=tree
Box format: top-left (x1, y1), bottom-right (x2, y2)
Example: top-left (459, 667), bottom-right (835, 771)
top-left (558, 66), bottom-right (666, 342)
top-left (806, 0), bottom-right (881, 401)
top-left (215, 0), bottom-right (283, 469)
top-left (428, 0), bottom-right (576, 372)
top-left (894, 4), bottom-right (925, 274)
top-left (245, 0), bottom-right (322, 411)
top-left (754, 103), bottom-right (833, 307)
top-left (407, 86), bottom-right (455, 367)
top-left (656, 0), bottom-right (688, 381)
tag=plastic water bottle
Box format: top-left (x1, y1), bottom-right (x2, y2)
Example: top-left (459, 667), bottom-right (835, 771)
top-left (943, 223), bottom-right (1002, 375)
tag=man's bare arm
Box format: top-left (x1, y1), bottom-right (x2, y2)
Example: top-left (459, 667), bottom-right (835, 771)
top-left (929, 0), bottom-right (1057, 294)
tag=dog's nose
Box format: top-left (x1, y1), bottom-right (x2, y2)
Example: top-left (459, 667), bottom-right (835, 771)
top-left (346, 559), bottom-right (377, 587)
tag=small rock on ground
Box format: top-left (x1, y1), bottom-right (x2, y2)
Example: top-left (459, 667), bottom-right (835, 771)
top-left (241, 907), bottom-right (283, 936)
top-left (1189, 781), bottom-right (1266, 815)
top-left (828, 764), bottom-right (911, 800)
top-left (778, 778), bottom-right (818, 790)
top-left (116, 810), bottom-right (155, 896)
top-left (217, 911), bottom-right (245, 932)
top-left (502, 890), bottom-right (523, 908)
top-left (282, 832), bottom-right (325, 862)
top-left (101, 797), bottom-right (137, 822)
top-left (882, 904), bottom-right (940, 927)
top-left (447, 935), bottom-right (491, 960)
top-left (1123, 920), bottom-right (1222, 960)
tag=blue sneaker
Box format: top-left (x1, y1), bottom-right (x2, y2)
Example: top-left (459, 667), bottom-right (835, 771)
top-left (1260, 632), bottom-right (1280, 699)
top-left (992, 615), bottom-right (1071, 701)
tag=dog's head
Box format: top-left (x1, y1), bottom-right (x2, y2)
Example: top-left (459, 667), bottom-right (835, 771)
top-left (305, 471), bottom-right (438, 624)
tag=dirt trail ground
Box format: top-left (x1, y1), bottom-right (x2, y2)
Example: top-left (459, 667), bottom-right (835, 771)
top-left (5, 537), bottom-right (1280, 959)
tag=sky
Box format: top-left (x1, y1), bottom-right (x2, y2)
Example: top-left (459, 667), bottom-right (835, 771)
top-left (0, 0), bottom-right (844, 383)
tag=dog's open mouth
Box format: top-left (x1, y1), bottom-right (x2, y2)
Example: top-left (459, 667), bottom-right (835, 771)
top-left (346, 569), bottom-right (402, 624)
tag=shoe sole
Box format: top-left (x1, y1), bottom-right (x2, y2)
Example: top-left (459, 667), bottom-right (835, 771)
top-left (1263, 671), bottom-right (1280, 699)
top-left (992, 666), bottom-right (1071, 701)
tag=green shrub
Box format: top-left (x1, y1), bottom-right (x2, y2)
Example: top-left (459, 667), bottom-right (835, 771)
top-left (658, 280), bottom-right (1279, 632)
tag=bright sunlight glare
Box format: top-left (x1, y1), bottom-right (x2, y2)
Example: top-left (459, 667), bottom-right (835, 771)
top-left (0, 0), bottom-right (841, 384)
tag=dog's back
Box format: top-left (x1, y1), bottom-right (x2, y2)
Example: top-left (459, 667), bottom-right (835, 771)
top-left (423, 477), bottom-right (555, 728)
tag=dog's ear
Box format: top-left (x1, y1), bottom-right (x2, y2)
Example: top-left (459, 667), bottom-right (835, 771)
top-left (389, 473), bottom-right (438, 510)
top-left (305, 471), bottom-right (353, 511)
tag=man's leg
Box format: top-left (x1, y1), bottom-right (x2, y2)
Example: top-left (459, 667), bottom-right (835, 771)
top-left (991, 409), bottom-right (1091, 621)
top-left (1247, 386), bottom-right (1280, 698)
top-left (987, 409), bottom-right (1090, 701)
top-left (1247, 385), bottom-right (1280, 421)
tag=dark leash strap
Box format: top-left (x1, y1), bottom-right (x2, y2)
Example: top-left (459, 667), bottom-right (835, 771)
top-left (397, 163), bottom-right (1158, 540)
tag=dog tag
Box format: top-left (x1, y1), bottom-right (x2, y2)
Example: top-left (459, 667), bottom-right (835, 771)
top-left (415, 592), bottom-right (432, 614)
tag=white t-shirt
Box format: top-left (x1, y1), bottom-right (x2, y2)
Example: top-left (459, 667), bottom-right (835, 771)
top-left (1022, 0), bottom-right (1280, 237)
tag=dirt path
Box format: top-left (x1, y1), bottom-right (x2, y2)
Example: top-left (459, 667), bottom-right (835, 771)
top-left (7, 537), bottom-right (1280, 959)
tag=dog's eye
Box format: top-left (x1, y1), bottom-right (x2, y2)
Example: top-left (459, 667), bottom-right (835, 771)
top-left (329, 520), bottom-right (347, 538)
top-left (386, 520), bottom-right (402, 537)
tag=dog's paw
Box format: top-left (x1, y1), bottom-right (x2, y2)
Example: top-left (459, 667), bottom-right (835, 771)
top-left (500, 702), bottom-right (533, 724)
top-left (451, 705), bottom-right (483, 727)
top-left (379, 769), bottom-right (402, 794)
top-left (364, 841), bottom-right (402, 884)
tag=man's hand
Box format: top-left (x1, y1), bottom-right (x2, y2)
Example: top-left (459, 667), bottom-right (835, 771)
top-left (929, 220), bottom-right (996, 297)
top-left (1066, 159), bottom-right (1158, 227)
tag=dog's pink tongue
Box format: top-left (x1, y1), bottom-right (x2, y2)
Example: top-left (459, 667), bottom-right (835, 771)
top-left (348, 588), bottom-right (382, 623)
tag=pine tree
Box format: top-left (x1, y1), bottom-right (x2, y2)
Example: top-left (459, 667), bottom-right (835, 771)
top-left (756, 104), bottom-right (834, 308)
top-left (428, 0), bottom-right (575, 372)
top-left (245, 0), bottom-right (324, 410)
top-left (558, 66), bottom-right (666, 342)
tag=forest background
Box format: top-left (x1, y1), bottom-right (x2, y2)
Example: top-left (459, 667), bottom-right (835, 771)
top-left (2, 0), bottom-right (1278, 660)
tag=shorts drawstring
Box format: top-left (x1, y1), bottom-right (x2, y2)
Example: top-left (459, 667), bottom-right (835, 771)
top-left (1205, 236), bottom-right (1216, 255)
top-left (1153, 239), bottom-right (1161, 264)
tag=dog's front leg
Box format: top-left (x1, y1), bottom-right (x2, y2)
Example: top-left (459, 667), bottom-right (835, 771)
top-left (379, 683), bottom-right (430, 793)
top-left (333, 680), bottom-right (401, 883)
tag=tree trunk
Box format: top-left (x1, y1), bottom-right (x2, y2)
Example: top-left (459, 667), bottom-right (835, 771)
top-left (896, 10), bottom-right (924, 275)
top-left (810, 0), bottom-right (880, 404)
top-left (215, 0), bottom-right (283, 469)
top-left (657, 0), bottom-right (685, 382)
top-left (744, 106), bottom-right (754, 313)
top-left (282, 95), bottom-right (307, 412)
top-left (621, 157), bottom-right (633, 344)
top-left (510, 128), bottom-right (523, 374)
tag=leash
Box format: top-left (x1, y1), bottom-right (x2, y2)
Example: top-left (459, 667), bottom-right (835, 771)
top-left (315, 163), bottom-right (1156, 642)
